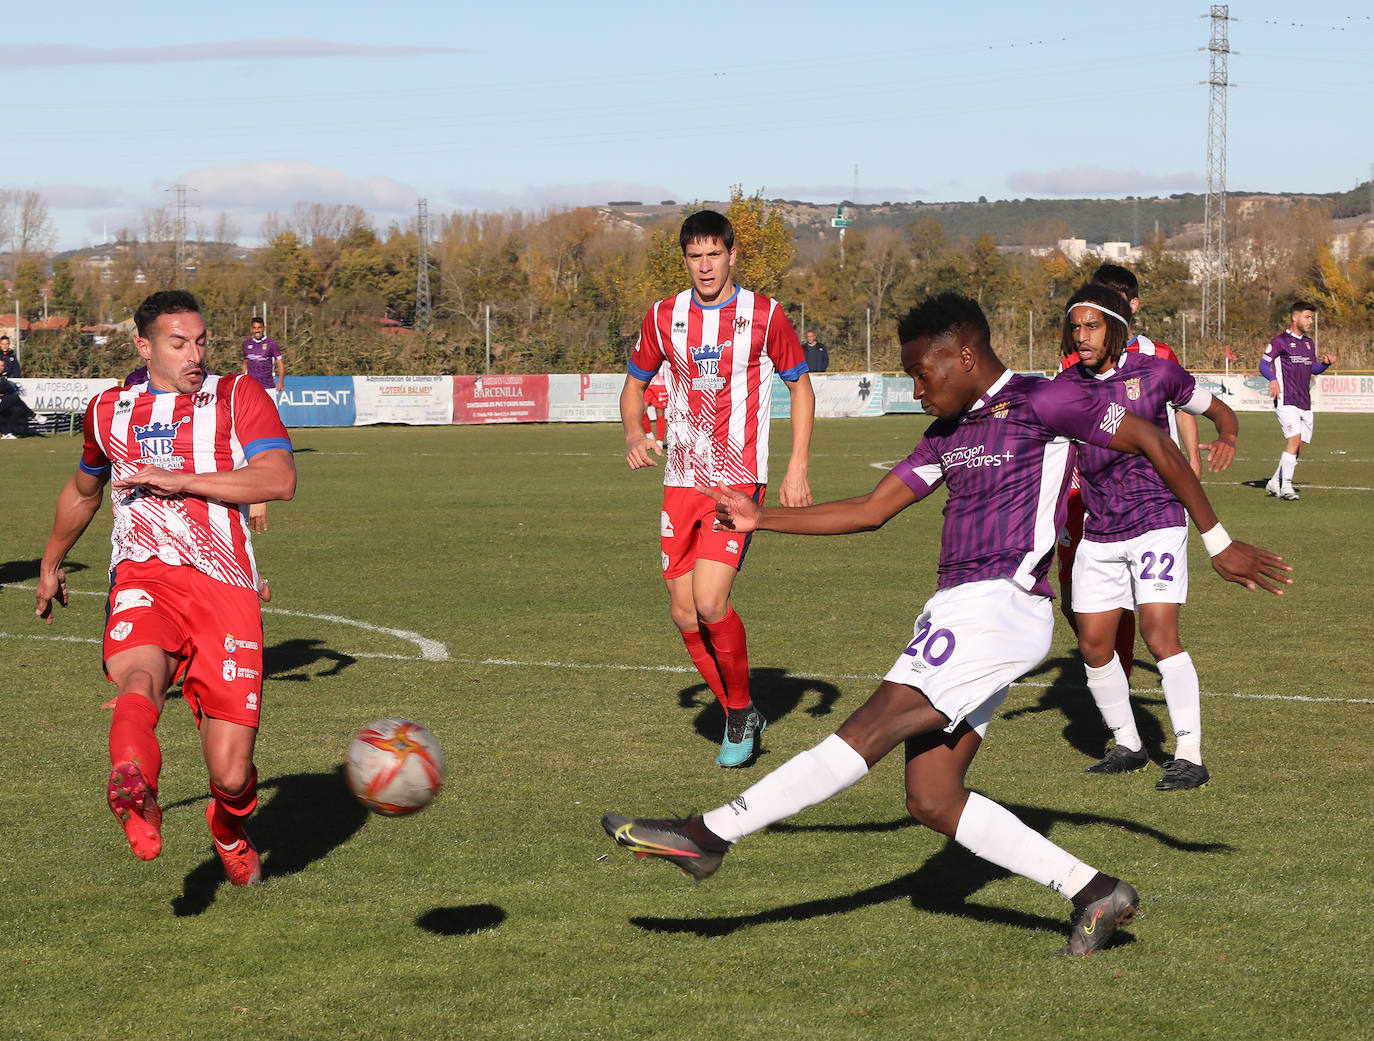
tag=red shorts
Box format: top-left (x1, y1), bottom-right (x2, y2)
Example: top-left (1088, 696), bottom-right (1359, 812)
top-left (660, 484), bottom-right (764, 580)
top-left (1056, 486), bottom-right (1086, 586)
top-left (103, 559), bottom-right (265, 728)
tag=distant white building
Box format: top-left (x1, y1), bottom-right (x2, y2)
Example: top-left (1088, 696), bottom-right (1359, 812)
top-left (1056, 238), bottom-right (1141, 264)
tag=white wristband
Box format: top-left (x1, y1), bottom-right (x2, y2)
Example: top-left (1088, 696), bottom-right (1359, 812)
top-left (1200, 523), bottom-right (1232, 557)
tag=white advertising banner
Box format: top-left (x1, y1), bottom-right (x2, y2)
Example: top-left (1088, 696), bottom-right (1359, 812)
top-left (1313, 372), bottom-right (1374, 413)
top-left (811, 372), bottom-right (885, 418)
top-left (14, 377), bottom-right (118, 412)
top-left (548, 373), bottom-right (623, 422)
top-left (352, 376), bottom-right (454, 425)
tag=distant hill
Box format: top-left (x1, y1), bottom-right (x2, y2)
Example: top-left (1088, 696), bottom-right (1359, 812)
top-left (607, 181), bottom-right (1374, 259)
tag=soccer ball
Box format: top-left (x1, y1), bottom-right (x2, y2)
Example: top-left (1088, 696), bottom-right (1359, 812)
top-left (344, 718), bottom-right (445, 816)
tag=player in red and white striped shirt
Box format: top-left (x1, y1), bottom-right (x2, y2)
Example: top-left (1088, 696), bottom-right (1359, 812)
top-left (621, 210), bottom-right (815, 768)
top-left (35, 290), bottom-right (296, 885)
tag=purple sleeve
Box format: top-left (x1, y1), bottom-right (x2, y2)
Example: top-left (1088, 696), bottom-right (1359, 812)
top-left (1259, 337), bottom-right (1281, 379)
top-left (1029, 378), bottom-right (1121, 448)
top-left (889, 436), bottom-right (945, 499)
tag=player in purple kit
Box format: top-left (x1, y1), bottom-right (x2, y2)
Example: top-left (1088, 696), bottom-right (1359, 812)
top-left (242, 317), bottom-right (284, 402)
top-left (1260, 301), bottom-right (1335, 500)
top-left (1057, 284), bottom-right (1239, 789)
top-left (602, 293), bottom-right (1290, 955)
top-left (241, 317), bottom-right (285, 534)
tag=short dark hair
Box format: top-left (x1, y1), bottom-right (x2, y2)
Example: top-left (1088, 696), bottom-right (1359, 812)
top-left (679, 210), bottom-right (734, 253)
top-left (1291, 300), bottom-right (1317, 315)
top-left (1091, 262), bottom-right (1139, 303)
top-left (896, 292), bottom-right (991, 350)
top-left (0, 334), bottom-right (9, 343)
top-left (251, 316), bottom-right (264, 325)
top-left (134, 290), bottom-right (201, 337)
top-left (1062, 283), bottom-right (1131, 358)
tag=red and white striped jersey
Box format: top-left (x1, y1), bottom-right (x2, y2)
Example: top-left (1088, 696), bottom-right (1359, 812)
top-left (80, 373), bottom-right (292, 591)
top-left (628, 285), bottom-right (806, 488)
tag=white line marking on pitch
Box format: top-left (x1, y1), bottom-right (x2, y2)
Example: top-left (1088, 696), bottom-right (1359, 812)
top-left (4, 585), bottom-right (448, 662)
top-left (466, 656), bottom-right (1373, 706)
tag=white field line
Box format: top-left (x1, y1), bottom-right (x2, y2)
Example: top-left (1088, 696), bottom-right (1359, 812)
top-left (470, 656), bottom-right (1374, 707)
top-left (4, 585), bottom-right (448, 662)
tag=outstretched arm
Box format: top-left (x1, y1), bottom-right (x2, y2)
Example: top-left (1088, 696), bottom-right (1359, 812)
top-left (701, 470), bottom-right (918, 536)
top-left (36, 469), bottom-right (107, 623)
top-left (1107, 413), bottom-right (1291, 594)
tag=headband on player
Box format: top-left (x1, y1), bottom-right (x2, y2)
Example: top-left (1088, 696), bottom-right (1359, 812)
top-left (1067, 300), bottom-right (1129, 326)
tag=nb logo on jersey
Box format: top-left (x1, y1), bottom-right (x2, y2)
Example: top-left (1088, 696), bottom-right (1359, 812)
top-left (691, 341), bottom-right (730, 382)
top-left (133, 417), bottom-right (188, 458)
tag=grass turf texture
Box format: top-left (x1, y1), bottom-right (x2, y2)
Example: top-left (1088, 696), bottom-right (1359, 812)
top-left (1, 413), bottom-right (1371, 1040)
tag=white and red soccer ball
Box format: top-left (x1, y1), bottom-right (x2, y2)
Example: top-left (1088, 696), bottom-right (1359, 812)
top-left (344, 718), bottom-right (445, 816)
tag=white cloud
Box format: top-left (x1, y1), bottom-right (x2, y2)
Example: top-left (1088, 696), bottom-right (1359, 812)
top-left (445, 182), bottom-right (682, 211)
top-left (41, 184), bottom-right (129, 208)
top-left (174, 161), bottom-right (420, 214)
top-left (1005, 167), bottom-right (1204, 197)
top-left (0, 38), bottom-right (467, 69)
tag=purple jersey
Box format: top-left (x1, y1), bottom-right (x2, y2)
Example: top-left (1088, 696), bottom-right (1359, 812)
top-left (1260, 330), bottom-right (1326, 410)
top-left (890, 372), bottom-right (1123, 597)
top-left (241, 335), bottom-right (282, 390)
top-left (1056, 352), bottom-right (1203, 542)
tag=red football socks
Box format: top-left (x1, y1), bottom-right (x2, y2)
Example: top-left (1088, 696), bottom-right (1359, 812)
top-left (700, 608), bottom-right (751, 712)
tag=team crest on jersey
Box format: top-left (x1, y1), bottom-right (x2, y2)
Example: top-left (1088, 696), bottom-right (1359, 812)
top-left (1125, 377), bottom-right (1142, 401)
top-left (733, 315), bottom-right (748, 333)
top-left (193, 391), bottom-right (216, 407)
top-left (691, 341), bottom-right (728, 391)
top-left (133, 417), bottom-right (189, 461)
top-left (990, 400), bottom-right (1010, 420)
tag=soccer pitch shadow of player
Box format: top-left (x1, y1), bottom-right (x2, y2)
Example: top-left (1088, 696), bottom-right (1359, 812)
top-left (679, 666), bottom-right (843, 762)
top-left (262, 637), bottom-right (357, 682)
top-left (1003, 654), bottom-right (1169, 764)
top-left (171, 766), bottom-right (368, 916)
top-left (628, 801), bottom-right (1231, 944)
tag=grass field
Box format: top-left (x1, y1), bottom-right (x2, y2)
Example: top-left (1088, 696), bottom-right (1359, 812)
top-left (2, 412), bottom-right (1371, 1041)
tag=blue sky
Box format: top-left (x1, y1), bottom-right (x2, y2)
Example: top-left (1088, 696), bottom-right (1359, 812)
top-left (6, 0), bottom-right (1372, 250)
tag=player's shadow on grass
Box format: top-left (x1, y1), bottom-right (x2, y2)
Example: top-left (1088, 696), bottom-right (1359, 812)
top-left (679, 666), bottom-right (843, 763)
top-left (1006, 654), bottom-right (1169, 765)
top-left (170, 766), bottom-right (368, 917)
top-left (630, 800), bottom-right (1229, 948)
top-left (0, 557), bottom-right (93, 586)
top-left (263, 638), bottom-right (357, 682)
top-left (416, 905), bottom-right (507, 937)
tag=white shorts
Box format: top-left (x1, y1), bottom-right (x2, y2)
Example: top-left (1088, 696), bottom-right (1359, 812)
top-left (1071, 526), bottom-right (1190, 613)
top-left (883, 580), bottom-right (1053, 738)
top-left (1275, 404), bottom-right (1313, 443)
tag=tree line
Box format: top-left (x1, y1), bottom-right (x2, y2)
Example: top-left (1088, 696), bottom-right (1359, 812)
top-left (7, 186), bottom-right (1372, 380)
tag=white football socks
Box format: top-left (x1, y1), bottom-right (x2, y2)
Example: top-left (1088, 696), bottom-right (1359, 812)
top-left (1279, 451), bottom-right (1298, 489)
top-left (955, 792), bottom-right (1098, 900)
top-left (1158, 651), bottom-right (1203, 765)
top-left (702, 733), bottom-right (868, 843)
top-left (1084, 653), bottom-right (1141, 752)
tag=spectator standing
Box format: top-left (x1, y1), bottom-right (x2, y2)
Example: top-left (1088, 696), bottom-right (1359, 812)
top-left (1, 334), bottom-right (20, 378)
top-left (803, 329), bottom-right (829, 373)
